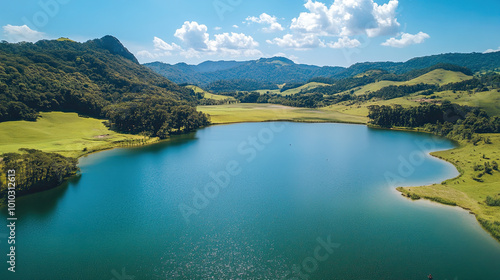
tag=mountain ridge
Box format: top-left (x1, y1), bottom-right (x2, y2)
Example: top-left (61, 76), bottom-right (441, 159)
top-left (145, 51), bottom-right (500, 88)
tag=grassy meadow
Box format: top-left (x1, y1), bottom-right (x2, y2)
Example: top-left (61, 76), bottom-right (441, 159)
top-left (398, 134), bottom-right (500, 241)
top-left (198, 103), bottom-right (368, 124)
top-left (186, 85), bottom-right (236, 101)
top-left (0, 112), bottom-right (153, 158)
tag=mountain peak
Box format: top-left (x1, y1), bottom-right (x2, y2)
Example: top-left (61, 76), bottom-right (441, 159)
top-left (91, 35), bottom-right (139, 64)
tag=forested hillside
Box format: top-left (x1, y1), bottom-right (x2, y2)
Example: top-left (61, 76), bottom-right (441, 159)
top-left (210, 65), bottom-right (500, 109)
top-left (146, 51), bottom-right (500, 90)
top-left (0, 36), bottom-right (209, 137)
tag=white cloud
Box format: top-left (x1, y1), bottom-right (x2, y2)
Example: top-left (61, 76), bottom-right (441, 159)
top-left (2, 24), bottom-right (45, 43)
top-left (136, 50), bottom-right (154, 58)
top-left (484, 46), bottom-right (500, 54)
top-left (267, 0), bottom-right (405, 51)
top-left (381, 32), bottom-right (430, 48)
top-left (232, 25), bottom-right (239, 29)
top-left (140, 21), bottom-right (262, 59)
top-left (136, 50), bottom-right (165, 59)
top-left (153, 36), bottom-right (181, 51)
top-left (174, 21), bottom-right (210, 51)
top-left (245, 13), bottom-right (284, 33)
top-left (267, 34), bottom-right (325, 50)
top-left (327, 37), bottom-right (361, 49)
top-left (211, 32), bottom-right (259, 50)
top-left (290, 0), bottom-right (400, 38)
top-left (214, 26), bottom-right (222, 31)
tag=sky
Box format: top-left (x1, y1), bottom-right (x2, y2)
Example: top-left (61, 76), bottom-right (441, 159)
top-left (1, 0), bottom-right (500, 67)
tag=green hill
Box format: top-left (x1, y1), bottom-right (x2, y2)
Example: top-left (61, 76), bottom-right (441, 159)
top-left (0, 36), bottom-right (208, 138)
top-left (347, 69), bottom-right (473, 96)
top-left (405, 69), bottom-right (472, 85)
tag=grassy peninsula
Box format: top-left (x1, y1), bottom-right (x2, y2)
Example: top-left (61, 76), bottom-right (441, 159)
top-left (398, 134), bottom-right (500, 241)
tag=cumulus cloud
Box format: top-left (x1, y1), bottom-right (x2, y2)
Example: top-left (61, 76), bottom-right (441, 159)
top-left (212, 32), bottom-right (259, 50)
top-left (267, 34), bottom-right (325, 49)
top-left (245, 13), bottom-right (284, 33)
top-left (327, 37), bottom-right (361, 49)
top-left (484, 46), bottom-right (500, 54)
top-left (174, 21), bottom-right (211, 51)
top-left (153, 37), bottom-right (181, 51)
top-left (381, 32), bottom-right (430, 48)
top-left (2, 24), bottom-right (45, 43)
top-left (290, 0), bottom-right (400, 38)
top-left (267, 0), bottom-right (405, 50)
top-left (138, 21), bottom-right (262, 59)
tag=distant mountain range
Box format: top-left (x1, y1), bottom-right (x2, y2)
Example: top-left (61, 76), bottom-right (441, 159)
top-left (144, 51), bottom-right (500, 88)
top-left (145, 57), bottom-right (345, 86)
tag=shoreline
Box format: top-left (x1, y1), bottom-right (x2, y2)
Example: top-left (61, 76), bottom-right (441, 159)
top-left (395, 137), bottom-right (500, 243)
top-left (2, 117), bottom-right (499, 243)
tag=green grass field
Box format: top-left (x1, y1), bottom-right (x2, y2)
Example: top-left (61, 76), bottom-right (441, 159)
top-left (254, 82), bottom-right (330, 96)
top-left (343, 69), bottom-right (473, 96)
top-left (198, 103), bottom-right (368, 124)
top-left (279, 82), bottom-right (330, 96)
top-left (186, 85), bottom-right (236, 101)
top-left (0, 112), bottom-right (151, 157)
top-left (430, 89), bottom-right (500, 116)
top-left (398, 134), bottom-right (500, 241)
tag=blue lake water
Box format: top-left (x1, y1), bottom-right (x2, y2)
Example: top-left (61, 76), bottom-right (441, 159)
top-left (2, 122), bottom-right (500, 280)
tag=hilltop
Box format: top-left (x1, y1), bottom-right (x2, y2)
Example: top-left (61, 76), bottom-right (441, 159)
top-left (0, 36), bottom-right (208, 137)
top-left (146, 51), bottom-right (500, 90)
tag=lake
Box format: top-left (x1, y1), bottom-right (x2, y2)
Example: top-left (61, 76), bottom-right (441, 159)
top-left (2, 122), bottom-right (500, 280)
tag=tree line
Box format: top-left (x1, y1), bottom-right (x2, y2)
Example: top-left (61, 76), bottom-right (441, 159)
top-left (367, 102), bottom-right (500, 141)
top-left (0, 149), bottom-right (79, 205)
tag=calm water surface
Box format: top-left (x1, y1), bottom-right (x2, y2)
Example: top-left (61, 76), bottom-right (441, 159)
top-left (2, 122), bottom-right (500, 280)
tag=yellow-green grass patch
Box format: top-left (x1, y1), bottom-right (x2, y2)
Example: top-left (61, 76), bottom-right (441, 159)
top-left (198, 103), bottom-right (368, 124)
top-left (185, 85), bottom-right (236, 101)
top-left (340, 70), bottom-right (473, 96)
top-left (431, 89), bottom-right (500, 116)
top-left (0, 112), bottom-right (150, 157)
top-left (399, 134), bottom-right (500, 241)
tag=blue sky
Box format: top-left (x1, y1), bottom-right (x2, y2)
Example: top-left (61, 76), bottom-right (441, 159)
top-left (1, 0), bottom-right (500, 66)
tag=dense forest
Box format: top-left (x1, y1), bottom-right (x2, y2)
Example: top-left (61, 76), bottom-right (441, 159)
top-left (205, 79), bottom-right (279, 93)
top-left (367, 102), bottom-right (500, 141)
top-left (0, 149), bottom-right (79, 205)
top-left (0, 36), bottom-right (209, 137)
